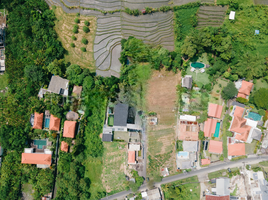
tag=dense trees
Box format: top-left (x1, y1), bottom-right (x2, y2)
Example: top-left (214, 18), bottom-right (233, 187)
top-left (221, 82), bottom-right (238, 100)
top-left (252, 88), bottom-right (268, 110)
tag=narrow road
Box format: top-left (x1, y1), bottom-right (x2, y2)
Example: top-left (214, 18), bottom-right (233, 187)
top-left (141, 117), bottom-right (147, 179)
top-left (52, 134), bottom-right (60, 199)
top-left (100, 155), bottom-right (268, 200)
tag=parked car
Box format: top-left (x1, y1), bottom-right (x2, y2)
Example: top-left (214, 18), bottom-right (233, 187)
top-left (227, 168), bottom-right (231, 173)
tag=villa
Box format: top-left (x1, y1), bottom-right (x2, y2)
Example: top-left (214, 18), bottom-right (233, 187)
top-left (31, 112), bottom-right (61, 131)
top-left (204, 118), bottom-right (217, 137)
top-left (128, 151), bottom-right (136, 164)
top-left (63, 121), bottom-right (77, 138)
top-left (236, 80), bottom-right (253, 99)
top-left (21, 148), bottom-right (52, 168)
top-left (208, 103), bottom-right (223, 119)
top-left (208, 140), bottom-right (223, 154)
top-left (38, 75), bottom-right (69, 98)
top-left (179, 115), bottom-right (199, 141)
top-left (228, 143), bottom-right (245, 157)
top-left (176, 151), bottom-right (197, 169)
top-left (32, 112), bottom-right (44, 130)
top-left (181, 75), bottom-right (192, 89)
top-left (60, 141), bottom-right (68, 152)
top-left (206, 178), bottom-right (230, 200)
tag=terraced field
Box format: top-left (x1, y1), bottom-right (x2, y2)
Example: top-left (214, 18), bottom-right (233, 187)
top-left (254, 0), bottom-right (268, 4)
top-left (197, 6), bottom-right (227, 29)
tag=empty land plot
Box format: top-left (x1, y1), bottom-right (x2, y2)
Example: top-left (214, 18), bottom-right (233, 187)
top-left (197, 6), bottom-right (227, 29)
top-left (146, 69), bottom-right (180, 175)
top-left (209, 78), bottom-right (228, 105)
top-left (54, 7), bottom-right (97, 69)
top-left (101, 142), bottom-right (128, 193)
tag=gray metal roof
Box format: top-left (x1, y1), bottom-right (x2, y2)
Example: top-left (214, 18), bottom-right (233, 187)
top-left (252, 129), bottom-right (262, 141)
top-left (47, 75), bottom-right (69, 95)
top-left (114, 103), bottom-right (128, 126)
top-left (102, 133), bottom-right (113, 142)
top-left (147, 188), bottom-right (161, 200)
top-left (216, 178), bottom-right (230, 196)
top-left (183, 141), bottom-right (198, 152)
top-left (182, 75), bottom-right (192, 89)
top-left (232, 101), bottom-right (245, 108)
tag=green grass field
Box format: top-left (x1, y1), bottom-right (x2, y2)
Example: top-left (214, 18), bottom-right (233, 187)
top-left (255, 79), bottom-right (268, 90)
top-left (245, 140), bottom-right (257, 154)
top-left (186, 67), bottom-right (210, 85)
top-left (162, 176), bottom-right (200, 200)
top-left (209, 78), bottom-right (229, 105)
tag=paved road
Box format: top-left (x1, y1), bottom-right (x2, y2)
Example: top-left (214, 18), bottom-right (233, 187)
top-left (100, 155), bottom-right (268, 200)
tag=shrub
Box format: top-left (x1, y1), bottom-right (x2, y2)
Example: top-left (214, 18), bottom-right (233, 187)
top-left (84, 20), bottom-right (90, 26)
top-left (221, 82), bottom-right (238, 100)
top-left (253, 88), bottom-right (268, 110)
top-left (236, 97), bottom-right (248, 104)
top-left (72, 27), bottom-right (78, 34)
top-left (216, 90), bottom-right (220, 93)
top-left (74, 24), bottom-right (78, 29)
top-left (81, 47), bottom-right (86, 52)
top-left (81, 38), bottom-right (88, 45)
top-left (71, 35), bottom-right (76, 40)
top-left (76, 13), bottom-right (80, 17)
top-left (83, 26), bottom-right (90, 33)
top-left (258, 109), bottom-right (266, 116)
top-left (219, 84), bottom-right (222, 88)
top-left (70, 43), bottom-right (75, 48)
top-left (74, 18), bottom-right (80, 23)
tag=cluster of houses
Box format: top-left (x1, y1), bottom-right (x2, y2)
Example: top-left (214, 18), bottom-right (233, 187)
top-left (178, 78), bottom-right (265, 169)
top-left (21, 75), bottom-right (82, 168)
top-left (102, 102), bottom-right (143, 166)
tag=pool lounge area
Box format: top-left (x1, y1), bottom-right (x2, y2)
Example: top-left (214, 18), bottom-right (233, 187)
top-left (33, 140), bottom-right (47, 150)
top-left (213, 122), bottom-right (221, 138)
top-left (245, 111), bottom-right (262, 121)
top-left (191, 62), bottom-right (205, 69)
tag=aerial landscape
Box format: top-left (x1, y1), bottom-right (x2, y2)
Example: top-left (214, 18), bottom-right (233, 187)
top-left (1, 0), bottom-right (268, 200)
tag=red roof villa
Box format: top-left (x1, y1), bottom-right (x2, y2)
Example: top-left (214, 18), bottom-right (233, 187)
top-left (208, 103), bottom-right (223, 119)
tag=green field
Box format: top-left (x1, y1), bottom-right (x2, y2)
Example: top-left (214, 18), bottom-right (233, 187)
top-left (186, 67), bottom-right (210, 86)
top-left (209, 78), bottom-right (229, 106)
top-left (162, 176), bottom-right (200, 200)
top-left (245, 140), bottom-right (257, 154)
top-left (217, 0), bottom-right (254, 5)
top-left (255, 79), bottom-right (268, 90)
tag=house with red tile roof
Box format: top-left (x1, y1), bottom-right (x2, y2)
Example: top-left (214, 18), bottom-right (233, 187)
top-left (230, 116), bottom-right (251, 142)
top-left (201, 158), bottom-right (211, 165)
top-left (179, 115), bottom-right (199, 141)
top-left (33, 112), bottom-right (44, 129)
top-left (233, 106), bottom-right (245, 118)
top-left (21, 153), bottom-right (51, 165)
top-left (208, 103), bottom-right (223, 119)
top-left (237, 80), bottom-right (253, 99)
top-left (208, 140), bottom-right (223, 154)
top-left (60, 141), bottom-right (68, 152)
top-left (204, 118), bottom-right (217, 137)
top-left (63, 121), bottom-right (77, 138)
top-left (128, 151), bottom-right (136, 164)
top-left (228, 143), bottom-right (245, 156)
top-left (206, 195), bottom-right (230, 200)
top-left (49, 115), bottom-right (61, 131)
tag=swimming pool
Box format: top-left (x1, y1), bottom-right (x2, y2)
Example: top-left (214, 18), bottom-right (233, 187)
top-left (214, 122), bottom-right (220, 138)
top-left (177, 151), bottom-right (189, 159)
top-left (245, 112), bottom-right (262, 121)
top-left (191, 62), bottom-right (205, 69)
top-left (44, 118), bottom-right (50, 128)
top-left (34, 140), bottom-right (47, 149)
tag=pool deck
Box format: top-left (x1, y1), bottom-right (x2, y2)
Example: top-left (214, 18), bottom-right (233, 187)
top-left (31, 139), bottom-right (52, 152)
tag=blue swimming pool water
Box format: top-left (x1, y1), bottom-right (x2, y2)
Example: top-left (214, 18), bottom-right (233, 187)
top-left (44, 118), bottom-right (50, 128)
top-left (245, 112), bottom-right (262, 121)
top-left (177, 151), bottom-right (189, 158)
top-left (34, 140), bottom-right (47, 149)
top-left (214, 122), bottom-right (220, 138)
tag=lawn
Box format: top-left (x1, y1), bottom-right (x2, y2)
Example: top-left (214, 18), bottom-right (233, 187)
top-left (254, 79), bottom-right (268, 90)
top-left (53, 7), bottom-right (97, 70)
top-left (221, 114), bottom-right (231, 158)
top-left (259, 161), bottom-right (268, 167)
top-left (162, 176), bottom-right (200, 200)
top-left (101, 142), bottom-right (128, 194)
top-left (209, 78), bottom-right (229, 106)
top-left (245, 140), bottom-right (257, 154)
top-left (186, 67), bottom-right (210, 86)
top-left (21, 184), bottom-right (34, 200)
top-left (208, 169), bottom-right (228, 179)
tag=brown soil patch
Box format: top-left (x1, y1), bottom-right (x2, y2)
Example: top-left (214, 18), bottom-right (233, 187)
top-left (146, 69), bottom-right (181, 125)
top-left (157, 134), bottom-right (174, 155)
top-left (54, 7), bottom-right (96, 69)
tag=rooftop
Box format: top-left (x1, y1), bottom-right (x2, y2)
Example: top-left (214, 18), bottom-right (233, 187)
top-left (233, 106), bottom-right (245, 118)
top-left (60, 141), bottom-right (68, 152)
top-left (208, 103), bottom-right (223, 119)
top-left (47, 75), bottom-right (69, 96)
top-left (179, 122), bottom-right (199, 141)
top-left (179, 114), bottom-right (196, 122)
top-left (206, 195), bottom-right (230, 200)
top-left (208, 140), bottom-right (223, 154)
top-left (201, 158), bottom-right (211, 165)
top-left (49, 115), bottom-right (60, 131)
top-left (230, 116), bottom-right (251, 142)
top-left (183, 141), bottom-right (198, 152)
top-left (228, 143), bottom-right (245, 156)
top-left (204, 118), bottom-right (217, 137)
top-left (216, 177), bottom-right (230, 196)
top-left (114, 103), bottom-right (128, 127)
top-left (33, 112), bottom-right (43, 130)
top-left (72, 85), bottom-right (82, 96)
top-left (238, 80), bottom-right (253, 96)
top-left (128, 143), bottom-right (140, 151)
top-left (21, 153), bottom-right (51, 165)
top-left (63, 121), bottom-right (77, 138)
top-left (182, 75), bottom-right (192, 89)
top-left (128, 151), bottom-right (136, 164)
top-left (251, 128), bottom-right (262, 141)
top-left (102, 133), bottom-right (113, 142)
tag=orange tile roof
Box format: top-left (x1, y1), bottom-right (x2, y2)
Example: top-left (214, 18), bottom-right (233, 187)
top-left (206, 195), bottom-right (230, 200)
top-left (21, 153), bottom-right (51, 165)
top-left (238, 80), bottom-right (253, 96)
top-left (201, 159), bottom-right (211, 165)
top-left (49, 115), bottom-right (61, 131)
top-left (237, 93), bottom-right (247, 98)
top-left (63, 121), bottom-right (77, 138)
top-left (228, 143), bottom-right (245, 156)
top-left (33, 112), bottom-right (43, 129)
top-left (128, 151), bottom-right (136, 164)
top-left (230, 116), bottom-right (251, 142)
top-left (209, 140), bottom-right (223, 154)
top-left (208, 103), bottom-right (223, 119)
top-left (60, 141), bottom-right (68, 152)
top-left (204, 118), bottom-right (217, 137)
top-left (179, 124), bottom-right (199, 141)
top-left (233, 106), bottom-right (245, 118)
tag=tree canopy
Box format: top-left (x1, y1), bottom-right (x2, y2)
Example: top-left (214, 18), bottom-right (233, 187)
top-left (253, 88), bottom-right (268, 110)
top-left (221, 82), bottom-right (238, 100)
